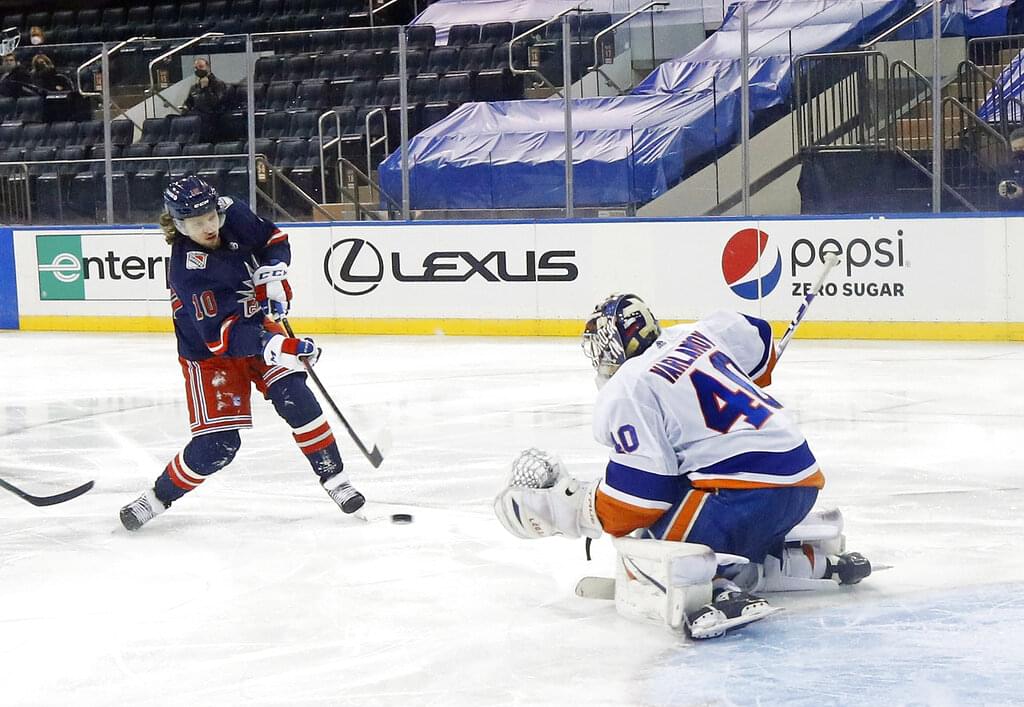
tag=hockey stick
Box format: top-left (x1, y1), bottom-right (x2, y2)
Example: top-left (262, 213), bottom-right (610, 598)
top-left (776, 254), bottom-right (840, 358)
top-left (281, 318), bottom-right (384, 469)
top-left (0, 476), bottom-right (95, 507)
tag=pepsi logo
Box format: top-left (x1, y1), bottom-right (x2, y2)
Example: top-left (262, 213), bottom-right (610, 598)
top-left (721, 228), bottom-right (782, 300)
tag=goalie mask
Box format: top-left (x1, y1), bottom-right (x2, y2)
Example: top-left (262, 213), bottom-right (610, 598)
top-left (582, 293), bottom-right (661, 383)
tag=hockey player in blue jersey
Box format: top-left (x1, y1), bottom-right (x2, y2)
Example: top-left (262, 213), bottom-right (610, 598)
top-left (495, 293), bottom-right (871, 638)
top-left (120, 176), bottom-right (365, 530)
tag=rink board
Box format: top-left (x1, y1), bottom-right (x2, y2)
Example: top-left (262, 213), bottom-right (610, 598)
top-left (5, 215), bottom-right (1024, 339)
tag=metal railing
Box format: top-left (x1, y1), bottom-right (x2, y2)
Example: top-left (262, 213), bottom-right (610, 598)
top-left (147, 32), bottom-right (226, 115)
top-left (337, 156), bottom-right (402, 220)
top-left (509, 5), bottom-right (590, 94)
top-left (956, 60), bottom-right (1004, 132)
top-left (0, 161), bottom-right (31, 223)
top-left (794, 51), bottom-right (891, 152)
top-left (859, 1), bottom-right (935, 50)
top-left (316, 107), bottom-right (387, 204)
top-left (77, 37), bottom-right (153, 97)
top-left (585, 1), bottom-right (669, 96)
top-left (941, 95), bottom-right (1009, 210)
top-left (0, 152), bottom-right (302, 225)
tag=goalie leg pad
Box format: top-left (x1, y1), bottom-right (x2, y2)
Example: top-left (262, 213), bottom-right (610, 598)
top-left (611, 537), bottom-right (716, 631)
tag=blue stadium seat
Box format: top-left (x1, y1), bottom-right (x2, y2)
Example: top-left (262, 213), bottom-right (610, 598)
top-left (168, 115), bottom-right (203, 145)
top-left (481, 22), bottom-right (514, 44)
top-left (289, 110), bottom-right (320, 139)
top-left (315, 52), bottom-right (347, 79)
top-left (283, 55), bottom-right (314, 82)
top-left (264, 81), bottom-right (298, 112)
top-left (256, 56), bottom-right (285, 83)
top-left (347, 49), bottom-right (387, 80)
top-left (174, 142), bottom-right (216, 179)
top-left (14, 97), bottom-right (44, 124)
top-left (340, 28), bottom-right (373, 51)
top-left (261, 111), bottom-right (291, 139)
top-left (373, 26), bottom-right (401, 50)
top-left (292, 79), bottom-right (330, 111)
top-left (457, 44), bottom-right (495, 73)
top-left (110, 120), bottom-right (136, 147)
top-left (447, 24), bottom-right (481, 47)
top-left (406, 24), bottom-right (437, 50)
top-left (421, 47), bottom-right (460, 78)
top-left (140, 117), bottom-right (170, 146)
top-left (48, 122), bottom-right (79, 148)
top-left (19, 124), bottom-right (49, 150)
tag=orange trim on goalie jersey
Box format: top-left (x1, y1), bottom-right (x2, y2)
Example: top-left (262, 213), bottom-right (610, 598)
top-left (691, 469), bottom-right (826, 490)
top-left (753, 344), bottom-right (778, 388)
top-left (595, 489), bottom-right (666, 537)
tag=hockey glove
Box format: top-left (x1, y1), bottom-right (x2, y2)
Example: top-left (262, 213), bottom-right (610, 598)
top-left (493, 448), bottom-right (602, 540)
top-left (252, 263), bottom-right (293, 320)
top-left (262, 332), bottom-right (320, 370)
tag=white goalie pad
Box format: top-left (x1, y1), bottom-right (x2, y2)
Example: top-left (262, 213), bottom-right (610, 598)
top-left (611, 537), bottom-right (716, 630)
top-left (784, 507), bottom-right (846, 556)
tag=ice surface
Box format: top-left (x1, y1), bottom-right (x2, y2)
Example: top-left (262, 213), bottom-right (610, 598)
top-left (1, 332), bottom-right (1022, 706)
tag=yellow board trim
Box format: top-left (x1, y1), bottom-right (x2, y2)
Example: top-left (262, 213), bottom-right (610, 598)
top-left (15, 316), bottom-right (1024, 341)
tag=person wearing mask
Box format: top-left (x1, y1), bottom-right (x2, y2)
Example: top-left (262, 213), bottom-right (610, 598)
top-left (28, 26), bottom-right (44, 46)
top-left (29, 53), bottom-right (72, 92)
top-left (182, 57), bottom-right (227, 143)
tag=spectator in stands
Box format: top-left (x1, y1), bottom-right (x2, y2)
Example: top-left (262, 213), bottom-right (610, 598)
top-left (997, 127), bottom-right (1024, 209)
top-left (0, 53), bottom-right (31, 97)
top-left (182, 57), bottom-right (227, 143)
top-left (29, 53), bottom-right (72, 92)
top-left (29, 26), bottom-right (45, 46)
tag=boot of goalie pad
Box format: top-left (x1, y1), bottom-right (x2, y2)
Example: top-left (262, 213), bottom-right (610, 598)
top-left (728, 507), bottom-right (870, 592)
top-left (610, 536), bottom-right (716, 631)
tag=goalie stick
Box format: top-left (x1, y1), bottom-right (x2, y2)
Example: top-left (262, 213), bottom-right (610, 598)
top-left (777, 253), bottom-right (840, 358)
top-left (0, 476), bottom-right (94, 507)
top-left (281, 318), bottom-right (384, 469)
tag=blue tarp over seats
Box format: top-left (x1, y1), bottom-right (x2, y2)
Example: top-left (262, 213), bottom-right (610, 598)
top-left (380, 88), bottom-right (739, 208)
top-left (413, 0), bottom-right (729, 44)
top-left (382, 0), bottom-right (909, 210)
top-left (978, 47), bottom-right (1024, 121)
top-left (893, 0), bottom-right (1013, 39)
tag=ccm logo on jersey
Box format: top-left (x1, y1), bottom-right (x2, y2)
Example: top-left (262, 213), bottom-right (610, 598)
top-left (324, 238), bottom-right (578, 296)
top-left (186, 252), bottom-right (209, 270)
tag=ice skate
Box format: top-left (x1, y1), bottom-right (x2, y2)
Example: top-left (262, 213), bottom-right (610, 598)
top-left (119, 488), bottom-right (167, 531)
top-left (321, 472), bottom-right (365, 514)
top-left (687, 588), bottom-right (781, 639)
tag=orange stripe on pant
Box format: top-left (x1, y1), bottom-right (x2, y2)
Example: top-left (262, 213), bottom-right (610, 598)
top-left (663, 489), bottom-right (709, 541)
top-left (595, 490), bottom-right (665, 537)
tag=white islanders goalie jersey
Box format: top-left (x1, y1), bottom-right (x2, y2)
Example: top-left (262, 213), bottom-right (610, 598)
top-left (592, 310), bottom-right (824, 536)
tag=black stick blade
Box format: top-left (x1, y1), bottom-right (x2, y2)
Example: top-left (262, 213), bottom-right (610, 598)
top-left (0, 478), bottom-right (95, 507)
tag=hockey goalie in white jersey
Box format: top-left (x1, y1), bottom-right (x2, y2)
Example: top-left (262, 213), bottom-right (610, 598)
top-left (494, 293), bottom-right (871, 639)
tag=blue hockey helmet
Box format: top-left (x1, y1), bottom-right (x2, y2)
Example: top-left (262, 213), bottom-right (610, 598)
top-left (163, 175), bottom-right (220, 231)
top-left (582, 293), bottom-right (661, 381)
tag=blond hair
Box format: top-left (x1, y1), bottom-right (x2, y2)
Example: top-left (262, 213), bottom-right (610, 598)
top-left (159, 210), bottom-right (181, 245)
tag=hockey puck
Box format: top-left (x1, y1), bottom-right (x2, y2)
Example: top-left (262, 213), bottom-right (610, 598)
top-left (390, 513), bottom-right (413, 524)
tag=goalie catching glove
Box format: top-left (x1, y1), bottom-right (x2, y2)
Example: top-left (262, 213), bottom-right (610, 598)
top-left (493, 448), bottom-right (603, 540)
top-left (252, 262), bottom-right (292, 320)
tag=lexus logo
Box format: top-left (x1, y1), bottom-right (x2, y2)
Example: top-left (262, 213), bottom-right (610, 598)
top-left (324, 238), bottom-right (384, 296)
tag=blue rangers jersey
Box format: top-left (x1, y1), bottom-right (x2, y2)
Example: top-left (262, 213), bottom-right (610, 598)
top-left (591, 310), bottom-right (824, 536)
top-left (167, 197), bottom-right (290, 361)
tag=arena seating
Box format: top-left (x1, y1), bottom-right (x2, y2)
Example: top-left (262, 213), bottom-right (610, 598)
top-left (0, 0), bottom-right (614, 221)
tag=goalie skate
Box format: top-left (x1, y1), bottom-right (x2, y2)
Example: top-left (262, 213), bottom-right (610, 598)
top-left (686, 589), bottom-right (782, 640)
